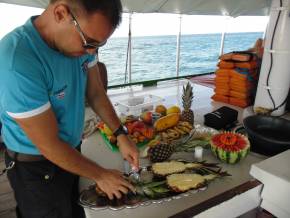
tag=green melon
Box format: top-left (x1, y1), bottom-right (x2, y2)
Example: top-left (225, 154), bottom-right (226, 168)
top-left (210, 132), bottom-right (250, 164)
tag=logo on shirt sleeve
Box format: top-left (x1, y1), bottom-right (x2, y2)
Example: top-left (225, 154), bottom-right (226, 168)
top-left (82, 59), bottom-right (90, 74)
top-left (53, 85), bottom-right (67, 100)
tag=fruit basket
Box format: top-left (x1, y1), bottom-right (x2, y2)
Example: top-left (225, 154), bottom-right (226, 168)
top-left (79, 160), bottom-right (230, 211)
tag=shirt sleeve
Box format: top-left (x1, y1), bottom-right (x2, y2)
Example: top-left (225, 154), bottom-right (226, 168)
top-left (1, 70), bottom-right (50, 119)
top-left (87, 53), bottom-right (99, 68)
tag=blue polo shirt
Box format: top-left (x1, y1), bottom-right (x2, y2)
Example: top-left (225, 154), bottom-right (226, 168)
top-left (0, 17), bottom-right (95, 154)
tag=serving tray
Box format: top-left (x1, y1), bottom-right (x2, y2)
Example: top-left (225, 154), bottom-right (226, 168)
top-left (79, 160), bottom-right (229, 211)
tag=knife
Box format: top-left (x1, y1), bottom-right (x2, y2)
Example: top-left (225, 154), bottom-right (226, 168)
top-left (124, 160), bottom-right (140, 182)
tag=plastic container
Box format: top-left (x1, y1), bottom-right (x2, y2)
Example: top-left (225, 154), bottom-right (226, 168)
top-left (115, 94), bottom-right (163, 116)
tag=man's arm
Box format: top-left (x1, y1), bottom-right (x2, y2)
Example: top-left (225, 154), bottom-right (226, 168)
top-left (86, 65), bottom-right (139, 169)
top-left (86, 65), bottom-right (121, 134)
top-left (14, 109), bottom-right (134, 199)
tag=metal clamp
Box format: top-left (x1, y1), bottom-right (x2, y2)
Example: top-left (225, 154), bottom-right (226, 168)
top-left (0, 161), bottom-right (15, 176)
top-left (265, 48), bottom-right (290, 54)
top-left (272, 7), bottom-right (290, 11)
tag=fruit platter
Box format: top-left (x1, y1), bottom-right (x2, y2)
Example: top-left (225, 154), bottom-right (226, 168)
top-left (96, 81), bottom-right (196, 152)
top-left (97, 81), bottom-right (251, 165)
top-left (97, 116), bottom-right (154, 152)
top-left (79, 160), bottom-right (230, 211)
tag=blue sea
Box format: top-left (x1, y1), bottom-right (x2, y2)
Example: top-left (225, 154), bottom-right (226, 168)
top-left (98, 32), bottom-right (263, 86)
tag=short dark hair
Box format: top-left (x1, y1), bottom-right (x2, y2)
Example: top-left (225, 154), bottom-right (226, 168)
top-left (50, 0), bottom-right (122, 28)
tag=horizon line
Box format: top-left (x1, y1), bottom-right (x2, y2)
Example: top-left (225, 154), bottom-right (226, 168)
top-left (111, 31), bottom-right (263, 38)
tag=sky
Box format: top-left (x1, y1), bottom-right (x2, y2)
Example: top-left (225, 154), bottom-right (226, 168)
top-left (0, 3), bottom-right (269, 39)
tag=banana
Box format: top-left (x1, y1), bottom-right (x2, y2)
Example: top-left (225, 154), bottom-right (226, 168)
top-left (178, 121), bottom-right (193, 130)
top-left (173, 129), bottom-right (181, 138)
top-left (177, 125), bottom-right (192, 133)
top-left (160, 132), bottom-right (170, 141)
top-left (167, 129), bottom-right (180, 139)
top-left (173, 126), bottom-right (187, 135)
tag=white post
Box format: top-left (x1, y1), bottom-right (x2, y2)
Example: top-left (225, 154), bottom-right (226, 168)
top-left (219, 16), bottom-right (230, 56)
top-left (263, 21), bottom-right (268, 39)
top-left (128, 13), bottom-right (132, 83)
top-left (176, 15), bottom-right (182, 77)
top-left (254, 0), bottom-right (290, 116)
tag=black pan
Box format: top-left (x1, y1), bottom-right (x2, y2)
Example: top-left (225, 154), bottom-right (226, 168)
top-left (243, 115), bottom-right (290, 156)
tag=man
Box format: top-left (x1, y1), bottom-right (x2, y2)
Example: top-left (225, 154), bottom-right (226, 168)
top-left (247, 38), bottom-right (264, 59)
top-left (0, 0), bottom-right (139, 217)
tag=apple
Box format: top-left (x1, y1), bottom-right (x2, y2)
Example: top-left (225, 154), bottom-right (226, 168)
top-left (132, 120), bottom-right (146, 129)
top-left (140, 111), bottom-right (152, 124)
top-left (155, 105), bottom-right (167, 116)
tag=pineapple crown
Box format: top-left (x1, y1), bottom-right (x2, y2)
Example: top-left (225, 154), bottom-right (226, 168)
top-left (182, 82), bottom-right (194, 110)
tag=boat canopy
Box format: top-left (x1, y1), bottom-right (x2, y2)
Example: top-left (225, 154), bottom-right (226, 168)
top-left (0, 0), bottom-right (271, 17)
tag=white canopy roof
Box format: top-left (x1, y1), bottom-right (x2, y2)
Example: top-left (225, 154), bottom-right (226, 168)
top-left (0, 0), bottom-right (271, 17)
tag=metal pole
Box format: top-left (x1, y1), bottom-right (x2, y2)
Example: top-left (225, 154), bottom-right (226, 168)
top-left (128, 13), bottom-right (132, 83)
top-left (219, 16), bottom-right (230, 56)
top-left (176, 15), bottom-right (182, 77)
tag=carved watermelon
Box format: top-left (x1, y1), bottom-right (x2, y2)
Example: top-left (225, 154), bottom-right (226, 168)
top-left (210, 132), bottom-right (250, 164)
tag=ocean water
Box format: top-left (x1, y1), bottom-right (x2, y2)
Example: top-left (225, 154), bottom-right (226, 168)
top-left (98, 32), bottom-right (263, 86)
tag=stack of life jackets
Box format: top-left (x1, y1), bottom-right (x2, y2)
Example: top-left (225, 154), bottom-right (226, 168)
top-left (212, 51), bottom-right (260, 108)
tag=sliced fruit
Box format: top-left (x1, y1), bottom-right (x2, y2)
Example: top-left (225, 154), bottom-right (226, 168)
top-left (210, 131), bottom-right (250, 164)
top-left (167, 174), bottom-right (206, 192)
top-left (151, 160), bottom-right (222, 176)
top-left (152, 161), bottom-right (186, 176)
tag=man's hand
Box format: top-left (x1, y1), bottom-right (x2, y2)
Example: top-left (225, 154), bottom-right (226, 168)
top-left (94, 135), bottom-right (138, 200)
top-left (95, 168), bottom-right (135, 200)
top-left (117, 135), bottom-right (139, 170)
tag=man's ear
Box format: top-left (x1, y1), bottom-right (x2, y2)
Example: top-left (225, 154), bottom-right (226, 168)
top-left (53, 4), bottom-right (70, 23)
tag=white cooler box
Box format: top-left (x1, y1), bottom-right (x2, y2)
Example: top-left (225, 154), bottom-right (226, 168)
top-left (115, 94), bottom-right (163, 116)
top-left (250, 150), bottom-right (290, 218)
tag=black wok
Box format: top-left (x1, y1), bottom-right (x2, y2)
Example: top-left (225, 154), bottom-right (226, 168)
top-left (243, 115), bottom-right (290, 156)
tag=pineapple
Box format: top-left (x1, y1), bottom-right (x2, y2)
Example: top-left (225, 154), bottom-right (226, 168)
top-left (181, 82), bottom-right (194, 125)
top-left (167, 174), bottom-right (207, 192)
top-left (147, 143), bottom-right (174, 162)
top-left (152, 161), bottom-right (186, 176)
top-left (151, 161), bottom-right (222, 177)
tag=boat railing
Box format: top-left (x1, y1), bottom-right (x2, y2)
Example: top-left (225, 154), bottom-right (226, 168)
top-left (107, 72), bottom-right (214, 89)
